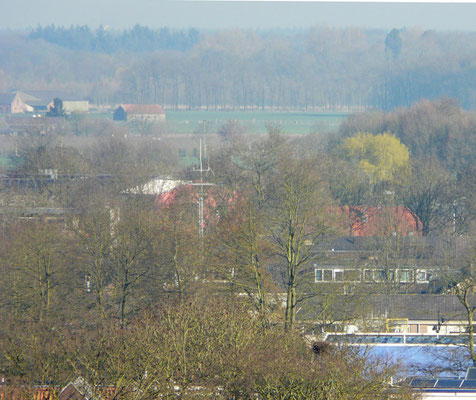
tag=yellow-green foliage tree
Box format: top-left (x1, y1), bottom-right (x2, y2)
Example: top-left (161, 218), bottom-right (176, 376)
top-left (341, 132), bottom-right (410, 185)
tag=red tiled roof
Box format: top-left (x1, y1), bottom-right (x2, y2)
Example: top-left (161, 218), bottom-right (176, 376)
top-left (156, 184), bottom-right (237, 229)
top-left (155, 183), bottom-right (421, 238)
top-left (331, 206), bottom-right (421, 237)
top-left (120, 104), bottom-right (165, 114)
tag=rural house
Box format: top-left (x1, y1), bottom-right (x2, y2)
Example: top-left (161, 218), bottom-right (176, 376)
top-left (0, 92), bottom-right (32, 114)
top-left (16, 91), bottom-right (89, 114)
top-left (113, 104), bottom-right (166, 122)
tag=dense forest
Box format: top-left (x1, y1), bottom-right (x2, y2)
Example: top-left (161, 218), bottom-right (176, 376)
top-left (1, 25), bottom-right (476, 109)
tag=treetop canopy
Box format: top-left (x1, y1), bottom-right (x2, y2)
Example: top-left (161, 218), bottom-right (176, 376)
top-left (341, 132), bottom-right (410, 184)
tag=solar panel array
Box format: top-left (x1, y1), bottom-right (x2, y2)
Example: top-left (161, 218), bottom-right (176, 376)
top-left (326, 334), bottom-right (471, 345)
top-left (466, 368), bottom-right (476, 379)
top-left (435, 379), bottom-right (462, 388)
top-left (408, 379), bottom-right (437, 388)
top-left (406, 378), bottom-right (476, 389)
top-left (461, 380), bottom-right (476, 388)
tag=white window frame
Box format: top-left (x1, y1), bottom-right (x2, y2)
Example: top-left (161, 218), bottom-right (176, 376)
top-left (416, 269), bottom-right (429, 283)
top-left (315, 268), bottom-right (323, 282)
top-left (342, 269), bottom-right (362, 282)
top-left (397, 269), bottom-right (413, 283)
top-left (315, 268), bottom-right (361, 283)
top-left (373, 269), bottom-right (385, 282)
top-left (334, 269), bottom-right (344, 282)
top-left (315, 268), bottom-right (334, 283)
top-left (363, 269), bottom-right (373, 282)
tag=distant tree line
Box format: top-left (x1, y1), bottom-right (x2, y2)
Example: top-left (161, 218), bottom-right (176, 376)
top-left (28, 24), bottom-right (200, 52)
top-left (0, 26), bottom-right (472, 109)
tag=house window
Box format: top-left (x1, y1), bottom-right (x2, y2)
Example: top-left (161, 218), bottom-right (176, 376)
top-left (316, 268), bottom-right (362, 283)
top-left (364, 270), bottom-right (373, 282)
top-left (344, 269), bottom-right (361, 282)
top-left (331, 269), bottom-right (362, 282)
top-left (315, 269), bottom-right (333, 282)
top-left (387, 269), bottom-right (395, 282)
top-left (416, 270), bottom-right (428, 283)
top-left (324, 270), bottom-right (333, 281)
top-left (373, 269), bottom-right (385, 282)
top-left (371, 269), bottom-right (396, 282)
top-left (398, 269), bottom-right (413, 283)
top-left (335, 270), bottom-right (344, 282)
top-left (315, 269), bottom-right (323, 282)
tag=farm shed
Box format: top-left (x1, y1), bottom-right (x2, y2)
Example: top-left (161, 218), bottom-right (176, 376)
top-left (16, 91), bottom-right (89, 114)
top-left (113, 104), bottom-right (166, 122)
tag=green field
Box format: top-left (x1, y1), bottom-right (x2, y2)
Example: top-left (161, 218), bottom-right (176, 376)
top-left (5, 110), bottom-right (349, 135)
top-left (164, 110), bottom-right (349, 135)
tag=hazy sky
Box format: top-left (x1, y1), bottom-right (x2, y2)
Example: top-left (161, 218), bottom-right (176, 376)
top-left (1, 1), bottom-right (475, 31)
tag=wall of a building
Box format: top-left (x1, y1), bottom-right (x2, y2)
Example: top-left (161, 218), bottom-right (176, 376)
top-left (11, 95), bottom-right (33, 113)
top-left (62, 101), bottom-right (89, 113)
top-left (129, 113), bottom-right (165, 122)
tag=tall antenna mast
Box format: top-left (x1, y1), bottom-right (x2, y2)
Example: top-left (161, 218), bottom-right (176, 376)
top-left (192, 137), bottom-right (213, 236)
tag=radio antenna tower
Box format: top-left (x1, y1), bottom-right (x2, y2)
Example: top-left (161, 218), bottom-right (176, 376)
top-left (192, 137), bottom-right (214, 236)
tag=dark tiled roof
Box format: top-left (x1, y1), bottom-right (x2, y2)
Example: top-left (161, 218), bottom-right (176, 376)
top-left (317, 235), bottom-right (474, 260)
top-left (320, 236), bottom-right (373, 252)
top-left (371, 294), bottom-right (467, 320)
top-left (17, 90), bottom-right (83, 102)
top-left (301, 294), bottom-right (471, 322)
top-left (26, 99), bottom-right (51, 107)
top-left (0, 93), bottom-right (15, 104)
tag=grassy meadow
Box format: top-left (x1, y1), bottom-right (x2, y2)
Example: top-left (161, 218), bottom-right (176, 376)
top-left (164, 110), bottom-right (349, 135)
